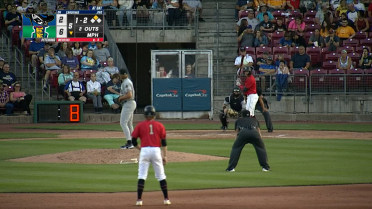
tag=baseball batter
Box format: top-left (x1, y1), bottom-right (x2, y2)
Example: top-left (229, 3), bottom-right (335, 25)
top-left (118, 69), bottom-right (137, 149)
top-left (132, 105), bottom-right (171, 206)
top-left (219, 87), bottom-right (245, 130)
top-left (226, 109), bottom-right (270, 172)
top-left (242, 66), bottom-right (258, 117)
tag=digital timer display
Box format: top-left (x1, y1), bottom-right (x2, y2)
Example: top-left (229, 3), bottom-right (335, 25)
top-left (34, 101), bottom-right (83, 123)
top-left (22, 8), bottom-right (104, 42)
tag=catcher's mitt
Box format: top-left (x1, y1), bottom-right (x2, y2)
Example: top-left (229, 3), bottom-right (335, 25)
top-left (227, 108), bottom-right (239, 118)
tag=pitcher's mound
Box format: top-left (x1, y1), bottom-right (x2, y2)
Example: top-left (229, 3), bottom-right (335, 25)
top-left (9, 149), bottom-right (228, 164)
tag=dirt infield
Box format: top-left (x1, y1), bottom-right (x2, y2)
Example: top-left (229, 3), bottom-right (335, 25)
top-left (1, 123), bottom-right (372, 208)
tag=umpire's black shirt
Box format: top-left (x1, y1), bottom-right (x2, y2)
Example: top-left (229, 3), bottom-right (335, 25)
top-left (235, 117), bottom-right (260, 132)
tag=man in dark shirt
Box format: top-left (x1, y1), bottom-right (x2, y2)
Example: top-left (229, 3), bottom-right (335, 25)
top-left (226, 109), bottom-right (270, 172)
top-left (257, 12), bottom-right (274, 33)
top-left (256, 88), bottom-right (273, 132)
top-left (289, 45), bottom-right (311, 71)
top-left (5, 6), bottom-right (22, 34)
top-left (219, 87), bottom-right (245, 130)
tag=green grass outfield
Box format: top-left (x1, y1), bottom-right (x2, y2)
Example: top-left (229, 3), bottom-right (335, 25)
top-left (0, 123), bottom-right (371, 193)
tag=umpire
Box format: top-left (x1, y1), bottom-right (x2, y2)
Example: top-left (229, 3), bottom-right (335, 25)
top-left (219, 87), bottom-right (245, 130)
top-left (226, 109), bottom-right (270, 172)
top-left (256, 87), bottom-right (274, 133)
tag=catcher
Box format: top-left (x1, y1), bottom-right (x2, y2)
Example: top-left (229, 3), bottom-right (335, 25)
top-left (219, 87), bottom-right (245, 130)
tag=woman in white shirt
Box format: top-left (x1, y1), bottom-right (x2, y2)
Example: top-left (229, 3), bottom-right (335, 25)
top-left (87, 73), bottom-right (103, 113)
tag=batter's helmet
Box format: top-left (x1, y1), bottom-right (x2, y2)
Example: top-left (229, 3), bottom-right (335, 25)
top-left (241, 109), bottom-right (250, 117)
top-left (144, 105), bottom-right (156, 116)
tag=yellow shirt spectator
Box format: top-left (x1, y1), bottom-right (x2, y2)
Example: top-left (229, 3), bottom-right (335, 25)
top-left (266, 0), bottom-right (285, 9)
top-left (336, 20), bottom-right (355, 39)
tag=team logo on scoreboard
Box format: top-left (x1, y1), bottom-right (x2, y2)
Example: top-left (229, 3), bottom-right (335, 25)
top-left (23, 14), bottom-right (56, 40)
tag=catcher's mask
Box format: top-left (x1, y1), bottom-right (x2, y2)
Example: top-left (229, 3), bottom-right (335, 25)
top-left (233, 87), bottom-right (240, 94)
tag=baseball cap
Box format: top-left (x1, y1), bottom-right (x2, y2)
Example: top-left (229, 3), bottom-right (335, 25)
top-left (247, 9), bottom-right (254, 13)
top-left (0, 57), bottom-right (4, 61)
top-left (120, 68), bottom-right (128, 75)
top-left (239, 46), bottom-right (246, 51)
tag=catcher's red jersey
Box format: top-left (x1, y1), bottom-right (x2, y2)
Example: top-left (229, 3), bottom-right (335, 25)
top-left (132, 120), bottom-right (166, 147)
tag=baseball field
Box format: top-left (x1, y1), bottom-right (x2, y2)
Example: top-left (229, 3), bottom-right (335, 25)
top-left (0, 121), bottom-right (372, 209)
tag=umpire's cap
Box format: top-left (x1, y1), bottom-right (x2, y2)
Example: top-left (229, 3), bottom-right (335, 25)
top-left (120, 68), bottom-right (128, 75)
top-left (241, 109), bottom-right (250, 117)
top-left (144, 105), bottom-right (156, 117)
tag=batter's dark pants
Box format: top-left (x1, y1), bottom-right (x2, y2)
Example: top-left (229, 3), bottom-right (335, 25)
top-left (226, 129), bottom-right (270, 171)
top-left (256, 104), bottom-right (273, 132)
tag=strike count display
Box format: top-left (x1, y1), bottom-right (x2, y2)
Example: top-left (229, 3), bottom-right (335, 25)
top-left (22, 7), bottom-right (104, 42)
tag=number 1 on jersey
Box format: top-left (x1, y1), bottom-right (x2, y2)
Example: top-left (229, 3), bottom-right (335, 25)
top-left (149, 124), bottom-right (154, 135)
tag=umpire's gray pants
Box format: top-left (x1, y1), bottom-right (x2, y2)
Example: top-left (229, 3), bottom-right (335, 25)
top-left (120, 100), bottom-right (136, 140)
top-left (227, 129), bottom-right (269, 170)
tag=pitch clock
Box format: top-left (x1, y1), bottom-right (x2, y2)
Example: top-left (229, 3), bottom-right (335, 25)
top-left (34, 101), bottom-right (84, 123)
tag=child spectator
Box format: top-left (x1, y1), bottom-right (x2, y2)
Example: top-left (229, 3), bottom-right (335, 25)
top-left (257, 12), bottom-right (275, 33)
top-left (275, 60), bottom-right (290, 101)
top-left (279, 31), bottom-right (293, 47)
top-left (72, 42), bottom-right (83, 57)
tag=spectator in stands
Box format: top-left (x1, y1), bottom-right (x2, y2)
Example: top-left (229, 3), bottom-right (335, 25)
top-left (355, 11), bottom-right (369, 32)
top-left (80, 50), bottom-right (98, 71)
top-left (275, 60), bottom-right (290, 101)
top-left (43, 47), bottom-right (62, 90)
top-left (286, 0), bottom-right (300, 10)
top-left (0, 80), bottom-right (14, 116)
top-left (38, 2), bottom-right (49, 13)
top-left (104, 73), bottom-right (121, 113)
top-left (67, 0), bottom-right (79, 10)
top-left (117, 0), bottom-right (134, 27)
top-left (184, 64), bottom-right (195, 78)
top-left (288, 16), bottom-right (305, 36)
top-left (57, 42), bottom-right (69, 59)
top-left (9, 82), bottom-right (32, 115)
top-left (299, 0), bottom-right (316, 13)
top-left (81, 45), bottom-right (89, 57)
top-left (72, 42), bottom-right (82, 57)
top-left (289, 45), bottom-right (310, 71)
top-left (336, 0), bottom-right (348, 17)
top-left (28, 38), bottom-right (45, 75)
top-left (87, 73), bottom-right (103, 113)
top-left (320, 20), bottom-right (332, 38)
top-left (17, 0), bottom-right (30, 13)
top-left (359, 48), bottom-right (372, 69)
top-left (330, 0), bottom-right (341, 11)
top-left (336, 18), bottom-right (356, 41)
top-left (184, 0), bottom-right (205, 27)
top-left (255, 52), bottom-right (269, 72)
top-left (96, 57), bottom-right (119, 84)
top-left (256, 5), bottom-right (274, 22)
top-left (353, 0), bottom-right (365, 11)
top-left (4, 5), bottom-right (22, 34)
top-left (337, 12), bottom-right (356, 30)
top-left (273, 17), bottom-right (286, 32)
top-left (64, 71), bottom-right (87, 103)
top-left (253, 30), bottom-right (269, 47)
top-left (347, 3), bottom-right (358, 23)
top-left (156, 65), bottom-right (169, 78)
top-left (266, 0), bottom-right (286, 10)
top-left (236, 9), bottom-right (259, 34)
top-left (279, 31), bottom-right (293, 47)
top-left (58, 65), bottom-right (73, 96)
top-left (3, 4), bottom-right (12, 20)
top-left (315, 3), bottom-right (333, 25)
top-left (37, 43), bottom-right (51, 75)
top-left (274, 54), bottom-right (287, 66)
top-left (93, 42), bottom-right (111, 63)
top-left (237, 20), bottom-right (255, 48)
top-left (235, 0), bottom-right (254, 21)
top-left (292, 32), bottom-right (306, 47)
top-left (0, 63), bottom-right (17, 87)
top-left (308, 28), bottom-right (325, 47)
top-left (62, 49), bottom-right (80, 72)
top-left (337, 49), bottom-right (354, 72)
top-left (258, 56), bottom-right (276, 91)
top-left (325, 29), bottom-right (340, 51)
top-left (152, 0), bottom-right (166, 9)
top-left (58, 0), bottom-right (70, 9)
top-left (257, 12), bottom-right (275, 33)
top-left (235, 46), bottom-right (254, 86)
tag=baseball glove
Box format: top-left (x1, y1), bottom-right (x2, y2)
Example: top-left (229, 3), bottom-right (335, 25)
top-left (227, 108), bottom-right (239, 118)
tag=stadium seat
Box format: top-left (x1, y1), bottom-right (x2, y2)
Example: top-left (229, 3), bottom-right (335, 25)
top-left (306, 46), bottom-right (322, 66)
top-left (337, 46), bottom-right (354, 54)
top-left (245, 46), bottom-right (255, 55)
top-left (305, 24), bottom-right (320, 32)
top-left (355, 46), bottom-right (371, 54)
top-left (322, 60), bottom-right (337, 71)
top-left (271, 39), bottom-right (281, 47)
top-left (83, 70), bottom-right (97, 82)
top-left (255, 46), bottom-right (272, 55)
top-left (238, 10), bottom-right (249, 19)
top-left (289, 10), bottom-right (302, 18)
top-left (292, 68), bottom-right (308, 92)
top-left (310, 68), bottom-right (328, 92)
top-left (342, 39), bottom-right (359, 48)
top-left (304, 10), bottom-right (316, 18)
top-left (303, 17), bottom-right (315, 25)
top-left (348, 52), bottom-right (360, 67)
top-left (11, 26), bottom-right (22, 47)
top-left (289, 46), bottom-right (299, 56)
top-left (346, 68), bottom-right (365, 92)
top-left (353, 31), bottom-right (367, 40)
top-left (328, 68), bottom-right (346, 92)
top-left (272, 10), bottom-right (283, 19)
top-left (325, 52), bottom-right (339, 62)
top-left (303, 31), bottom-right (314, 44)
top-left (272, 46), bottom-right (289, 56)
top-left (271, 31), bottom-right (285, 43)
top-left (360, 38), bottom-right (372, 48)
top-left (274, 54), bottom-right (291, 64)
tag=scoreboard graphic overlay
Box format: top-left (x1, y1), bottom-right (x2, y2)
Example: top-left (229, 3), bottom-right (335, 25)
top-left (22, 8), bottom-right (104, 42)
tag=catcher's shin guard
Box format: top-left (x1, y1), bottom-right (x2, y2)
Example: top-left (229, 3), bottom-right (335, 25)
top-left (219, 111), bottom-right (228, 127)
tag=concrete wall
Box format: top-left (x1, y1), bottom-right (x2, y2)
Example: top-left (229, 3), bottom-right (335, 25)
top-left (110, 30), bottom-right (196, 43)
